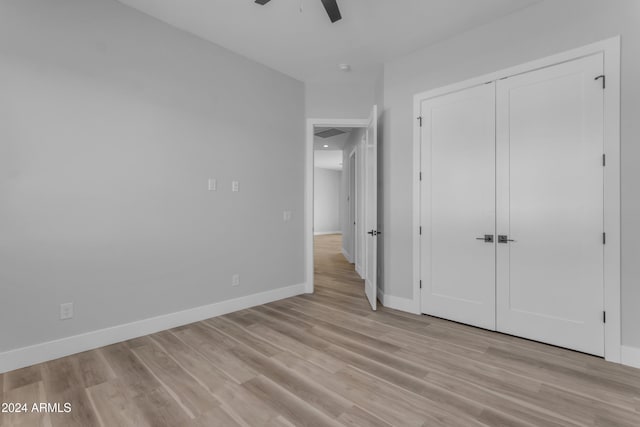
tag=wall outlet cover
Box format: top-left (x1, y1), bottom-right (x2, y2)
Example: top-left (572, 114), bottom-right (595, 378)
top-left (60, 302), bottom-right (74, 320)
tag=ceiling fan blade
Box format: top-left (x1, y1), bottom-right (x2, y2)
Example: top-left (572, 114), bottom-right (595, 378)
top-left (255, 0), bottom-right (271, 5)
top-left (320, 0), bottom-right (342, 23)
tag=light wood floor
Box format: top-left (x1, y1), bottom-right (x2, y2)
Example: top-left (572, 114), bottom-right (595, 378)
top-left (2, 234), bottom-right (640, 426)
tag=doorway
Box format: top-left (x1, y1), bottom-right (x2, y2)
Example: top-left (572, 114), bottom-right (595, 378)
top-left (305, 107), bottom-right (379, 310)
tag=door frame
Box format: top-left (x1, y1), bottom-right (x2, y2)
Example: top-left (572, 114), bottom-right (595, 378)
top-left (412, 36), bottom-right (621, 362)
top-left (305, 118), bottom-right (369, 295)
top-left (347, 146), bottom-right (357, 266)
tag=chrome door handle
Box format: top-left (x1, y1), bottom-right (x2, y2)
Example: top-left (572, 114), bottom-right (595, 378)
top-left (476, 234), bottom-right (494, 243)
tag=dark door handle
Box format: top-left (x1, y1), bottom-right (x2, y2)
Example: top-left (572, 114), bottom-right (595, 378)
top-left (367, 230), bottom-right (378, 236)
top-left (498, 235), bottom-right (514, 243)
top-left (476, 234), bottom-right (494, 243)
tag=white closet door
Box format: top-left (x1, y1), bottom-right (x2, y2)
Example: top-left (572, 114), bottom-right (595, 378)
top-left (496, 54), bottom-right (605, 356)
top-left (421, 83), bottom-right (496, 330)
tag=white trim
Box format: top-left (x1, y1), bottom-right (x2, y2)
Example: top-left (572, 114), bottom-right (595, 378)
top-left (306, 118), bottom-right (369, 295)
top-left (378, 288), bottom-right (420, 314)
top-left (347, 148), bottom-right (357, 266)
top-left (0, 283), bottom-right (306, 374)
top-left (341, 248), bottom-right (353, 264)
top-left (621, 346), bottom-right (640, 369)
top-left (413, 37), bottom-right (621, 362)
top-left (314, 231), bottom-right (342, 236)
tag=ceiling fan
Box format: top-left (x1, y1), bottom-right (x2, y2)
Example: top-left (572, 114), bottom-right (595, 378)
top-left (255, 0), bottom-right (342, 23)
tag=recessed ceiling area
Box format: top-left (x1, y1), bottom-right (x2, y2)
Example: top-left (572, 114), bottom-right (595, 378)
top-left (315, 128), bottom-right (347, 139)
top-left (116, 0), bottom-right (541, 83)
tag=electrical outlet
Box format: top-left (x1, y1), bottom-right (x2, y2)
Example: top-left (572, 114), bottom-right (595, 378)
top-left (283, 210), bottom-right (292, 222)
top-left (232, 181), bottom-right (239, 192)
top-left (208, 178), bottom-right (217, 191)
top-left (60, 302), bottom-right (74, 320)
top-left (232, 274), bottom-right (240, 287)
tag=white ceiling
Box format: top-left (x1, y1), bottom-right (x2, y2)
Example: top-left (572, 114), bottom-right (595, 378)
top-left (314, 150), bottom-right (343, 171)
top-left (117, 0), bottom-right (540, 83)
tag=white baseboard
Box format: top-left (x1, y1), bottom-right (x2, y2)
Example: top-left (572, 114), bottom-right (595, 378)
top-left (378, 288), bottom-right (421, 315)
top-left (0, 283), bottom-right (306, 374)
top-left (355, 264), bottom-right (364, 279)
top-left (313, 231), bottom-right (342, 236)
top-left (341, 248), bottom-right (353, 263)
top-left (621, 345), bottom-right (640, 369)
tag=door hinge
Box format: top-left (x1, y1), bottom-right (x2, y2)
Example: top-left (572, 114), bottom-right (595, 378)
top-left (417, 116), bottom-right (423, 127)
top-left (419, 226), bottom-right (422, 235)
top-left (419, 172), bottom-right (422, 181)
top-left (419, 280), bottom-right (422, 289)
top-left (603, 154), bottom-right (606, 166)
top-left (603, 232), bottom-right (606, 245)
top-left (603, 311), bottom-right (606, 323)
top-left (595, 75), bottom-right (606, 89)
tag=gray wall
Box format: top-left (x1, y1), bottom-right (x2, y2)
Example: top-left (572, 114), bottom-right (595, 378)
top-left (305, 80), bottom-right (375, 119)
top-left (0, 0), bottom-right (305, 352)
top-left (314, 168), bottom-right (341, 234)
top-left (382, 0), bottom-right (640, 347)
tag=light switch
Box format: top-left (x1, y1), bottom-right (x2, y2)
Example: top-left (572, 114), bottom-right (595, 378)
top-left (232, 181), bottom-right (239, 192)
top-left (208, 178), bottom-right (217, 191)
top-left (283, 210), bottom-right (293, 222)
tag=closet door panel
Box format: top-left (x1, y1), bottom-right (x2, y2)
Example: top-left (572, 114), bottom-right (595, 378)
top-left (421, 83), bottom-right (496, 330)
top-left (496, 54), bottom-right (605, 356)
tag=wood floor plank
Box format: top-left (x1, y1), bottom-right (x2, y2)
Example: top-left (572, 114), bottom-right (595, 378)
top-left (71, 350), bottom-right (115, 389)
top-left (209, 379), bottom-right (284, 426)
top-left (0, 382), bottom-right (52, 427)
top-left (190, 405), bottom-right (242, 427)
top-left (336, 405), bottom-right (392, 427)
top-left (242, 375), bottom-right (343, 427)
top-left (98, 343), bottom-right (162, 397)
top-left (246, 323), bottom-right (346, 373)
top-left (1, 366), bottom-right (42, 394)
top-left (86, 379), bottom-right (153, 427)
top-left (131, 342), bottom-right (219, 419)
top-left (203, 317), bottom-right (282, 357)
top-left (47, 387), bottom-right (100, 427)
top-left (226, 340), bottom-right (353, 419)
top-left (149, 331), bottom-right (229, 394)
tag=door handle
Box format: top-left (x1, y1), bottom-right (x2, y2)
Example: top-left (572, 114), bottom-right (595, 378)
top-left (475, 234), bottom-right (494, 243)
top-left (498, 235), bottom-right (514, 243)
top-left (367, 230), bottom-right (378, 236)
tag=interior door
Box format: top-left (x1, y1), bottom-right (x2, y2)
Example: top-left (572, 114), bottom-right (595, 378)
top-left (364, 105), bottom-right (378, 310)
top-left (420, 83), bottom-right (496, 330)
top-left (496, 54), bottom-right (605, 356)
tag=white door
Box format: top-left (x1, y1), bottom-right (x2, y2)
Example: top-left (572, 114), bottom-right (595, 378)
top-left (420, 84), bottom-right (496, 329)
top-left (496, 54), bottom-right (605, 356)
top-left (364, 105), bottom-right (378, 310)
